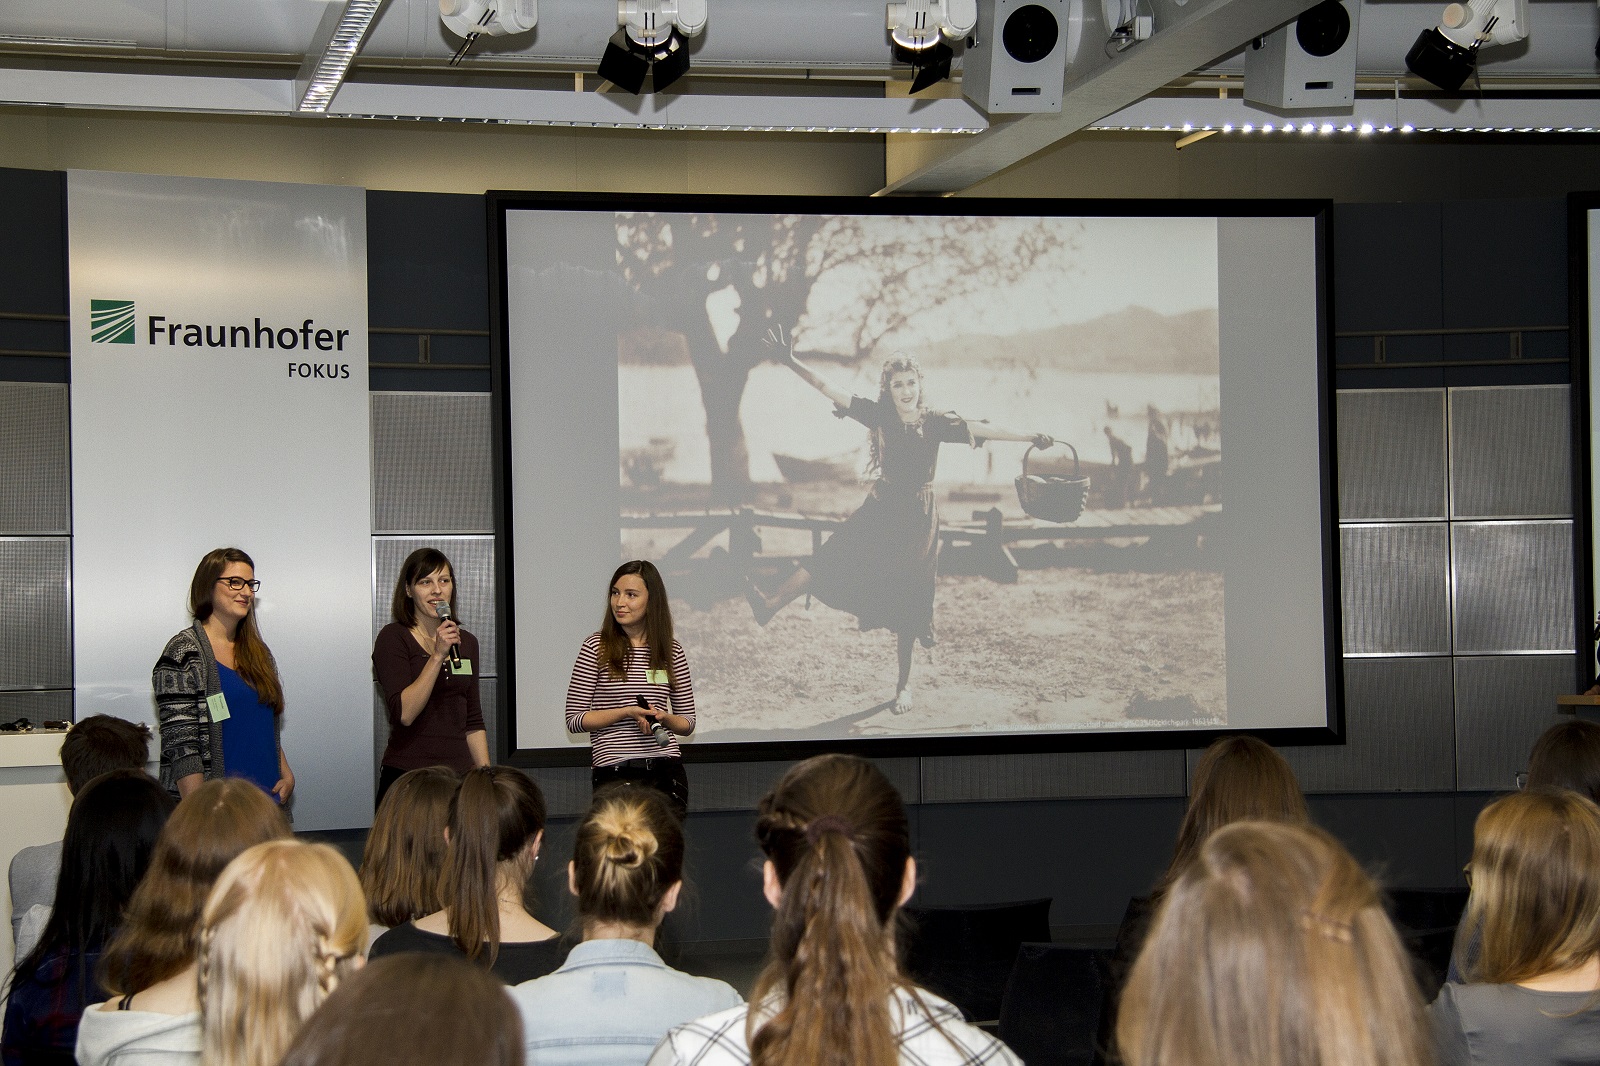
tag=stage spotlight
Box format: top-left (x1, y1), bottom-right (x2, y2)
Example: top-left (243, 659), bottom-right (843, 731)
top-left (438, 0), bottom-right (537, 65)
top-left (599, 0), bottom-right (708, 95)
top-left (886, 0), bottom-right (977, 92)
top-left (1405, 0), bottom-right (1526, 91)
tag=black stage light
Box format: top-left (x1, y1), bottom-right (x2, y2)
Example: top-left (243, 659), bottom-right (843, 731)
top-left (891, 39), bottom-right (955, 94)
top-left (598, 30), bottom-right (650, 94)
top-left (652, 33), bottom-right (692, 92)
top-left (1405, 26), bottom-right (1477, 91)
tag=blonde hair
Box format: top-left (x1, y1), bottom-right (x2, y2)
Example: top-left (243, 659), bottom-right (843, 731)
top-left (198, 840), bottom-right (367, 1066)
top-left (1460, 789), bottom-right (1600, 985)
top-left (572, 784), bottom-right (683, 932)
top-left (1117, 821), bottom-right (1431, 1066)
top-left (361, 767), bottom-right (459, 927)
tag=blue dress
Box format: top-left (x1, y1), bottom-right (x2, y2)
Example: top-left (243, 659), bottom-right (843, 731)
top-left (216, 663), bottom-right (280, 799)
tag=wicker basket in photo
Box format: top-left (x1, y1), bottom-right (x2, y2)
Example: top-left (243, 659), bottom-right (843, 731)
top-left (1014, 442), bottom-right (1089, 524)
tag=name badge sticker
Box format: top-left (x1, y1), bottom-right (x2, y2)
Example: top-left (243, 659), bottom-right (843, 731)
top-left (206, 692), bottom-right (231, 723)
top-left (647, 669), bottom-right (669, 685)
top-left (451, 658), bottom-right (474, 676)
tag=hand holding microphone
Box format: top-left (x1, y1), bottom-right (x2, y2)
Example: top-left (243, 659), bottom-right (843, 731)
top-left (434, 603), bottom-right (462, 668)
top-left (636, 695), bottom-right (672, 748)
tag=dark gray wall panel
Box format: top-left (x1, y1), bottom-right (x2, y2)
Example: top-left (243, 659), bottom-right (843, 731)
top-left (1449, 386), bottom-right (1571, 519)
top-left (0, 689), bottom-right (71, 728)
top-left (373, 536), bottom-right (497, 675)
top-left (921, 750), bottom-right (1186, 803)
top-left (1340, 524), bottom-right (1451, 655)
top-left (1336, 390), bottom-right (1447, 520)
top-left (1454, 655), bottom-right (1575, 791)
top-left (0, 384), bottom-right (69, 535)
top-left (1452, 521), bottom-right (1574, 653)
top-left (690, 757), bottom-right (921, 814)
top-left (528, 765), bottom-right (596, 819)
top-left (1278, 657), bottom-right (1456, 792)
top-left (371, 393), bottom-right (494, 533)
top-left (0, 537), bottom-right (70, 689)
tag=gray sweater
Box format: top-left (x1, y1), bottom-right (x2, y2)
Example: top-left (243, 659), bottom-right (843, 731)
top-left (1430, 980), bottom-right (1600, 1066)
top-left (151, 623), bottom-right (227, 793)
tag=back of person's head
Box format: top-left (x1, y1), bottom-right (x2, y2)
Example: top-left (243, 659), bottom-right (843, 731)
top-left (13, 769), bottom-right (173, 980)
top-left (750, 754), bottom-right (911, 1066)
top-left (1462, 788), bottom-right (1600, 984)
top-left (1163, 735), bottom-right (1308, 892)
top-left (1117, 821), bottom-right (1430, 1066)
top-left (60, 715), bottom-right (151, 794)
top-left (1527, 720), bottom-right (1600, 805)
top-left (441, 766), bottom-right (547, 965)
top-left (572, 783), bottom-right (684, 933)
top-left (198, 840), bottom-right (367, 1066)
top-left (277, 954), bottom-right (524, 1066)
top-left (361, 766), bottom-right (460, 927)
top-left (102, 778), bottom-right (291, 995)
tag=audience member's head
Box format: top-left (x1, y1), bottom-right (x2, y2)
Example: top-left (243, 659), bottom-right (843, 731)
top-left (1162, 735), bottom-right (1309, 893)
top-left (1460, 788), bottom-right (1600, 985)
top-left (101, 778), bottom-right (291, 996)
top-left (1526, 719), bottom-right (1600, 805)
top-left (440, 766), bottom-right (546, 965)
top-left (1118, 821), bottom-right (1429, 1066)
top-left (60, 715), bottom-right (151, 795)
top-left (750, 753), bottom-right (913, 1066)
top-left (197, 840), bottom-right (366, 1066)
top-left (12, 769), bottom-right (173, 978)
top-left (361, 766), bottom-right (459, 928)
top-left (570, 783), bottom-right (684, 939)
top-left (277, 954), bottom-right (524, 1066)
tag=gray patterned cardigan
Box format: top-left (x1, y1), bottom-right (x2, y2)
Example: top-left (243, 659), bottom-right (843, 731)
top-left (151, 621), bottom-right (228, 794)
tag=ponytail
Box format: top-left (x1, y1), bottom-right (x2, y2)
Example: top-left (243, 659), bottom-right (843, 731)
top-left (573, 785), bottom-right (683, 932)
top-left (440, 767), bottom-right (546, 967)
top-left (750, 756), bottom-right (911, 1066)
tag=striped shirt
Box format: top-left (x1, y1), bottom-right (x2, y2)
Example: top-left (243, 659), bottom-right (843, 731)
top-left (565, 634), bottom-right (696, 767)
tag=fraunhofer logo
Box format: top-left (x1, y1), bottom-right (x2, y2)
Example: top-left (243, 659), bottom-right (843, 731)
top-left (90, 299), bottom-right (137, 344)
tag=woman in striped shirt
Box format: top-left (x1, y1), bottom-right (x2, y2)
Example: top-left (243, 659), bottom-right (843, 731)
top-left (565, 560), bottom-right (695, 817)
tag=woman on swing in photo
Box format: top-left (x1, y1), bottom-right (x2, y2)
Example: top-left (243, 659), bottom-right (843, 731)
top-left (746, 345), bottom-right (1054, 713)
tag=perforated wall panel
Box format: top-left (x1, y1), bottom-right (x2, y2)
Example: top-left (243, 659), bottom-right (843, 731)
top-left (1449, 386), bottom-right (1572, 519)
top-left (0, 689), bottom-right (71, 729)
top-left (529, 766), bottom-right (598, 819)
top-left (0, 538), bottom-right (70, 689)
top-left (1454, 655), bottom-right (1575, 792)
top-left (1336, 390), bottom-right (1447, 521)
top-left (373, 536), bottom-right (497, 676)
top-left (0, 384), bottom-right (69, 535)
top-left (1272, 657), bottom-right (1456, 792)
top-left (1452, 521), bottom-right (1574, 653)
top-left (371, 393), bottom-right (495, 534)
top-left (1340, 524), bottom-right (1451, 655)
top-left (684, 757), bottom-right (921, 813)
top-left (920, 749), bottom-right (1186, 803)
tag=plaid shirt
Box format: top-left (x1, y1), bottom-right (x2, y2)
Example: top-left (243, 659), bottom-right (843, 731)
top-left (646, 986), bottom-right (1022, 1066)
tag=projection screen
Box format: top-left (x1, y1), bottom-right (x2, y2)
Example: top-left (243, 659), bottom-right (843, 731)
top-left (493, 196), bottom-right (1339, 763)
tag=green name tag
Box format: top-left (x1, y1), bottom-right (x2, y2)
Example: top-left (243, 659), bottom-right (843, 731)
top-left (647, 669), bottom-right (669, 685)
top-left (451, 658), bottom-right (474, 676)
top-left (206, 692), bottom-right (231, 723)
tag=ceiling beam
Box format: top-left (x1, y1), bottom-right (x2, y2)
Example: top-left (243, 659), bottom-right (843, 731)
top-left (880, 0), bottom-right (1314, 193)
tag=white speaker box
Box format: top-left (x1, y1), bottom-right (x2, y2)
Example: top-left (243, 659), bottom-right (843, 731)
top-left (1243, 0), bottom-right (1361, 110)
top-left (961, 0), bottom-right (1069, 114)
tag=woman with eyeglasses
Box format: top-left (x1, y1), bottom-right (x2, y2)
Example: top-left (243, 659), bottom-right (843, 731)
top-left (152, 548), bottom-right (294, 804)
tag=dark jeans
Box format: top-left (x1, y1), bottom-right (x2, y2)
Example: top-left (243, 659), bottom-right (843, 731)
top-left (591, 757), bottom-right (689, 821)
top-left (375, 763), bottom-right (408, 810)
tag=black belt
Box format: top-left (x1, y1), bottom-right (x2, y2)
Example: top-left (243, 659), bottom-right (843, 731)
top-left (596, 757), bottom-right (681, 772)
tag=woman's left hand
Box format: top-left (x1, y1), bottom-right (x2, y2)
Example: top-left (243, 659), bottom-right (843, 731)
top-left (272, 766), bottom-right (295, 804)
top-left (1032, 433), bottom-right (1055, 450)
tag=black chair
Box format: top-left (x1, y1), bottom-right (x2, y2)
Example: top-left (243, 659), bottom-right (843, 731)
top-left (997, 944), bottom-right (1110, 1066)
top-left (902, 898), bottom-right (1053, 1024)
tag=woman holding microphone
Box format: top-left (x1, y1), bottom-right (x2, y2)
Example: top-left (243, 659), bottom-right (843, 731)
top-left (373, 548), bottom-right (489, 807)
top-left (565, 560), bottom-right (695, 818)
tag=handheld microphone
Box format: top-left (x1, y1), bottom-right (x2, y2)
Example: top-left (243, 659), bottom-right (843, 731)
top-left (637, 695), bottom-right (671, 748)
top-left (435, 603), bottom-right (462, 668)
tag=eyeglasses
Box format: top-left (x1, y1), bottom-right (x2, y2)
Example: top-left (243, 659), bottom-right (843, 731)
top-left (1463, 862), bottom-right (1474, 888)
top-left (217, 577), bottom-right (261, 592)
top-left (1514, 771), bottom-right (1529, 790)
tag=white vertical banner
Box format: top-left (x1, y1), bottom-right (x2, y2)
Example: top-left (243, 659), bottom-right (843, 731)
top-left (69, 171), bottom-right (373, 831)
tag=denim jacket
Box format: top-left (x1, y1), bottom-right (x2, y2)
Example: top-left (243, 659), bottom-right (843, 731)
top-left (510, 938), bottom-right (742, 1066)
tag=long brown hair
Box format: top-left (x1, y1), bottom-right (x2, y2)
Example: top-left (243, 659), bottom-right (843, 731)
top-left (597, 560), bottom-right (674, 682)
top-left (572, 784), bottom-right (683, 933)
top-left (439, 766), bottom-right (546, 966)
top-left (749, 754), bottom-right (912, 1066)
top-left (101, 778), bottom-right (290, 995)
top-left (1527, 720), bottom-right (1600, 805)
top-left (390, 548), bottom-right (458, 628)
top-left (1460, 788), bottom-right (1600, 985)
top-left (188, 547), bottom-right (284, 713)
top-left (198, 840), bottom-right (367, 1066)
top-left (1117, 821), bottom-right (1431, 1066)
top-left (277, 954), bottom-right (524, 1066)
top-left (1159, 735), bottom-right (1309, 896)
top-left (362, 767), bottom-right (461, 928)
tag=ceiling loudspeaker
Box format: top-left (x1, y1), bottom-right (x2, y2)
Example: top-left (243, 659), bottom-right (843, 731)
top-left (961, 0), bottom-right (1069, 114)
top-left (1243, 0), bottom-right (1361, 111)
